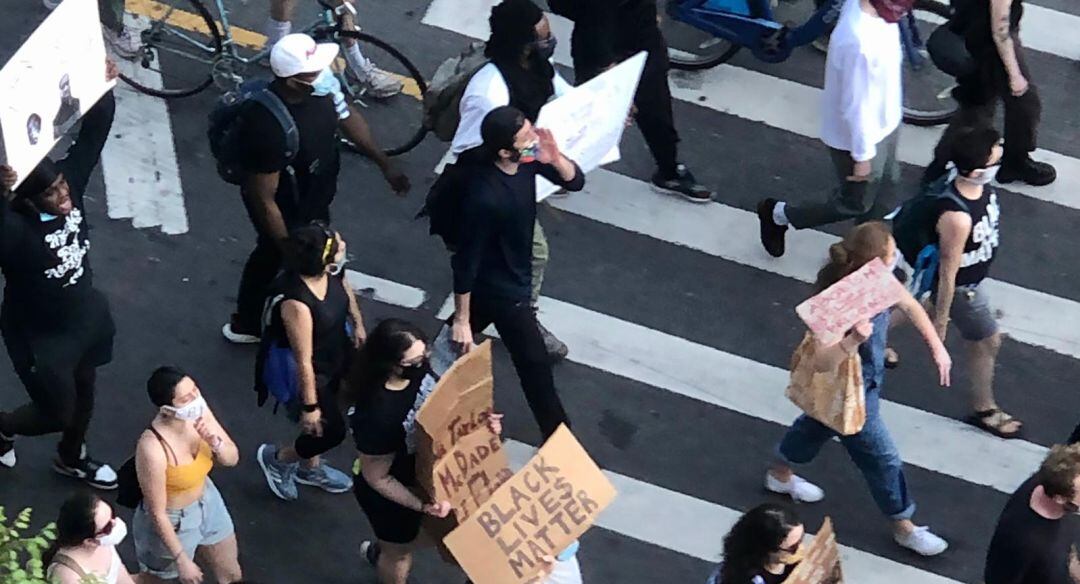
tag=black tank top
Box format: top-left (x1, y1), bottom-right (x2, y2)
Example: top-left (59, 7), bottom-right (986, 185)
top-left (938, 184), bottom-right (1000, 287)
top-left (962, 0), bottom-right (1024, 54)
top-left (269, 272), bottom-right (350, 381)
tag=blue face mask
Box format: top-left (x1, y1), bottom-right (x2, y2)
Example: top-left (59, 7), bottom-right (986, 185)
top-left (39, 212), bottom-right (58, 222)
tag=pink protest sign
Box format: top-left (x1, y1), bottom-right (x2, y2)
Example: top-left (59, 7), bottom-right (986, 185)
top-left (795, 258), bottom-right (905, 346)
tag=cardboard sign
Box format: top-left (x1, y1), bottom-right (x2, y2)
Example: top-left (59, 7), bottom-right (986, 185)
top-left (0, 0), bottom-right (115, 187)
top-left (782, 518), bottom-right (844, 584)
top-left (795, 258), bottom-right (905, 346)
top-left (432, 428), bottom-right (514, 520)
top-left (533, 52), bottom-right (647, 201)
top-left (415, 341), bottom-right (511, 523)
top-left (445, 425), bottom-right (617, 584)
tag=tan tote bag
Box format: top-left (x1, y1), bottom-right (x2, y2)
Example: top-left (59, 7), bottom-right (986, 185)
top-left (785, 333), bottom-right (866, 435)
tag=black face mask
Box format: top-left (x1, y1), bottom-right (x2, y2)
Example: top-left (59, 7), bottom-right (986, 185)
top-left (531, 35), bottom-right (557, 61)
top-left (1063, 500), bottom-right (1080, 515)
top-left (400, 360), bottom-right (428, 381)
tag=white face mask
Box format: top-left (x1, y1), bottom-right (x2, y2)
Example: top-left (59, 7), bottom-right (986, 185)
top-left (959, 164), bottom-right (1000, 186)
top-left (96, 518), bottom-right (127, 547)
top-left (162, 395), bottom-right (206, 421)
top-left (327, 260), bottom-right (346, 277)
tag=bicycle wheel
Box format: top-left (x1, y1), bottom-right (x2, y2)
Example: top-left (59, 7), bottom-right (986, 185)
top-left (118, 0), bottom-right (222, 98)
top-left (901, 0), bottom-right (958, 126)
top-left (659, 0), bottom-right (742, 70)
top-left (334, 30), bottom-right (428, 157)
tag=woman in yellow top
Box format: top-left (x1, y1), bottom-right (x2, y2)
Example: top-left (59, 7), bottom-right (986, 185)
top-left (133, 366), bottom-right (242, 584)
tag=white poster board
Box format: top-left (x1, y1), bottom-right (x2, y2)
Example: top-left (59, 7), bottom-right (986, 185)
top-left (0, 0), bottom-right (115, 189)
top-left (533, 52), bottom-right (647, 202)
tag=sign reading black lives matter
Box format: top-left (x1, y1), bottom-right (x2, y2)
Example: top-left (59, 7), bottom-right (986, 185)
top-left (445, 425), bottom-right (617, 584)
top-left (0, 0), bottom-right (114, 188)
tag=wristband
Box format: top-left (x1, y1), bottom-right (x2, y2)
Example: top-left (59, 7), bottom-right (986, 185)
top-left (302, 403), bottom-right (320, 413)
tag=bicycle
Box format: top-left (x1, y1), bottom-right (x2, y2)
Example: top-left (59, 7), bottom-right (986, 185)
top-left (118, 0), bottom-right (428, 155)
top-left (659, 0), bottom-right (957, 126)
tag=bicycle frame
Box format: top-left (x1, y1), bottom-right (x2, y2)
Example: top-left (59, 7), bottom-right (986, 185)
top-left (666, 0), bottom-right (845, 63)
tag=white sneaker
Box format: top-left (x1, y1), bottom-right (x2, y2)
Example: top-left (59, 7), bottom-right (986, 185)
top-left (0, 434), bottom-right (15, 469)
top-left (222, 322), bottom-right (260, 344)
top-left (765, 472), bottom-right (825, 503)
top-left (352, 61), bottom-right (403, 99)
top-left (102, 28), bottom-right (141, 60)
top-left (895, 526), bottom-right (949, 556)
top-left (42, 0), bottom-right (62, 9)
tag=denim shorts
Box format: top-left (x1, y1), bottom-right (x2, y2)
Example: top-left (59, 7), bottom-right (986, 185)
top-left (948, 284), bottom-right (998, 341)
top-left (133, 478), bottom-right (235, 579)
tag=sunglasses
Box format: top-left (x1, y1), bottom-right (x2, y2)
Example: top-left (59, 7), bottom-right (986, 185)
top-left (94, 506), bottom-right (118, 537)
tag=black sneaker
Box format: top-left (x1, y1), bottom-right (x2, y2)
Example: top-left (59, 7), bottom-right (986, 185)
top-left (53, 455), bottom-right (118, 490)
top-left (360, 540), bottom-right (381, 567)
top-left (997, 157), bottom-right (1056, 186)
top-left (651, 164), bottom-right (713, 203)
top-left (0, 431), bottom-right (15, 468)
top-left (757, 198), bottom-right (788, 258)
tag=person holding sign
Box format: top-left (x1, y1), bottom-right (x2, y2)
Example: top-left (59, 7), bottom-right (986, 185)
top-left (766, 222), bottom-right (954, 557)
top-left (348, 319), bottom-right (501, 584)
top-left (705, 504), bottom-right (803, 584)
top-left (447, 106), bottom-right (583, 440)
top-left (0, 60), bottom-right (120, 490)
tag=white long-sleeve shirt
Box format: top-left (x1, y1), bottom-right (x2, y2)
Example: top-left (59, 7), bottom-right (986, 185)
top-left (818, 0), bottom-right (903, 162)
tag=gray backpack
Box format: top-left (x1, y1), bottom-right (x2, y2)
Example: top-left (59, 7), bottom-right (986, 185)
top-left (422, 42), bottom-right (490, 142)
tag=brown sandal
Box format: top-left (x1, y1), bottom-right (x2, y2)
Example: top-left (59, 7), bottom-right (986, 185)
top-left (966, 408), bottom-right (1023, 439)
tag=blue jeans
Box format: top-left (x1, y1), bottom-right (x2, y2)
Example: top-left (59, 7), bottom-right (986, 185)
top-left (776, 385), bottom-right (915, 521)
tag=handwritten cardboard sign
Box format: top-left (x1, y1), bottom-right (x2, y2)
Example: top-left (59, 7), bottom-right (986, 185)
top-left (0, 0), bottom-right (115, 188)
top-left (795, 258), bottom-right (904, 346)
top-left (782, 518), bottom-right (844, 584)
top-left (415, 341), bottom-right (511, 523)
top-left (445, 425), bottom-right (617, 584)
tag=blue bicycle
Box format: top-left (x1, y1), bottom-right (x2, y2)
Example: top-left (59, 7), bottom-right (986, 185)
top-left (660, 0), bottom-right (957, 125)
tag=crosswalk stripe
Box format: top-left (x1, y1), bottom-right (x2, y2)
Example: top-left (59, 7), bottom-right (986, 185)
top-left (504, 439), bottom-right (965, 584)
top-left (429, 293), bottom-right (1045, 495)
top-left (422, 0), bottom-right (1080, 213)
top-left (546, 167), bottom-right (1080, 360)
top-left (344, 269), bottom-right (428, 309)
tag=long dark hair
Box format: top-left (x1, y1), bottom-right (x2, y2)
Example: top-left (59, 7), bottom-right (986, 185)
top-left (813, 221), bottom-right (893, 293)
top-left (720, 504), bottom-right (801, 584)
top-left (345, 319), bottom-right (428, 404)
top-left (43, 491), bottom-right (103, 566)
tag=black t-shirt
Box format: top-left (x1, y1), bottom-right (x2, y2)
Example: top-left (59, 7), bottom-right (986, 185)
top-left (350, 372), bottom-right (437, 486)
top-left (0, 92), bottom-right (115, 330)
top-left (235, 82), bottom-right (341, 228)
top-left (937, 183), bottom-right (999, 288)
top-left (451, 161), bottom-right (584, 301)
top-left (265, 272), bottom-right (351, 385)
top-left (985, 475), bottom-right (1077, 584)
top-left (565, 0), bottom-right (665, 75)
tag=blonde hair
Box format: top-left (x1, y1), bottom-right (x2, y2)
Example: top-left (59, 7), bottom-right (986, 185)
top-left (813, 222), bottom-right (893, 293)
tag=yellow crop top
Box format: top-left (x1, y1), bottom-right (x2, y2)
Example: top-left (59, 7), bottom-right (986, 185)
top-left (164, 441), bottom-right (213, 496)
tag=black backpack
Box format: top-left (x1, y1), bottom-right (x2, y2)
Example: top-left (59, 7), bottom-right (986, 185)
top-left (417, 161), bottom-right (500, 251)
top-left (116, 427), bottom-right (171, 509)
top-left (208, 79), bottom-right (299, 185)
top-left (890, 175), bottom-right (970, 297)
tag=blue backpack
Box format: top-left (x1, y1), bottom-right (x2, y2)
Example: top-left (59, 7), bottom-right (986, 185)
top-left (890, 175), bottom-right (970, 298)
top-left (208, 79), bottom-right (299, 185)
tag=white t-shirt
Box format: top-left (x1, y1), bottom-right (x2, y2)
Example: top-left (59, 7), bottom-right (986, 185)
top-left (544, 555), bottom-right (583, 584)
top-left (818, 0), bottom-right (903, 162)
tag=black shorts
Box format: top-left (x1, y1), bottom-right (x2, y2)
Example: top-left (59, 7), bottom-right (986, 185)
top-left (1, 294), bottom-right (115, 385)
top-left (353, 475), bottom-right (423, 545)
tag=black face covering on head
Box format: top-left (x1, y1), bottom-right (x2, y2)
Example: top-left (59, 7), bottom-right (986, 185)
top-left (13, 158), bottom-right (60, 200)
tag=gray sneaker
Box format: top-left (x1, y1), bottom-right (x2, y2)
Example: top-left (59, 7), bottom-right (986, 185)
top-left (535, 318), bottom-right (569, 362)
top-left (257, 443), bottom-right (298, 501)
top-left (296, 461), bottom-right (353, 493)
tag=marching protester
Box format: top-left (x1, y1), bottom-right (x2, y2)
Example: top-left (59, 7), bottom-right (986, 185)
top-left (222, 33), bottom-right (407, 344)
top-left (0, 61), bottom-right (120, 490)
top-left (45, 492), bottom-right (137, 584)
top-left (765, 222), bottom-right (954, 556)
top-left (985, 443), bottom-right (1080, 583)
top-left (706, 504), bottom-right (804, 584)
top-left (549, 0), bottom-right (713, 202)
top-left (43, 0), bottom-right (141, 59)
top-left (902, 126), bottom-right (1020, 438)
top-left (757, 0), bottom-right (910, 257)
top-left (348, 319), bottom-right (457, 584)
top-left (444, 0), bottom-right (575, 360)
top-left (439, 106), bottom-right (583, 440)
top-left (264, 0), bottom-right (403, 98)
top-left (134, 366), bottom-right (242, 583)
top-left (927, 0), bottom-right (1055, 186)
top-left (256, 223), bottom-right (362, 501)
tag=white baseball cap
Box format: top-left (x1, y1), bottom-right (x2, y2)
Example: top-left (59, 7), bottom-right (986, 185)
top-left (269, 34), bottom-right (340, 78)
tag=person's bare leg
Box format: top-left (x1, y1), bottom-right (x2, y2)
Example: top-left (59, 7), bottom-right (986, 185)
top-left (196, 535), bottom-right (243, 584)
top-left (376, 541), bottom-right (413, 584)
top-left (968, 333), bottom-right (1020, 433)
top-left (275, 445), bottom-right (319, 469)
top-left (270, 0), bottom-right (295, 21)
top-left (768, 463), bottom-right (793, 482)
